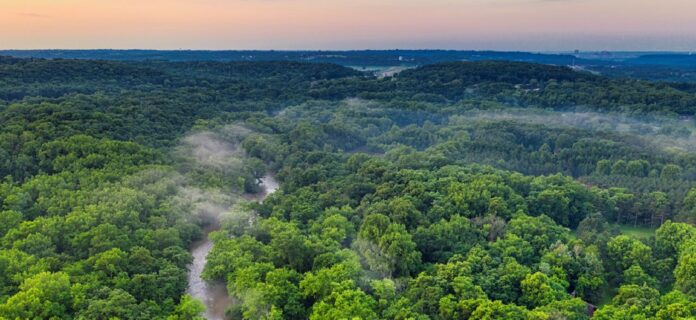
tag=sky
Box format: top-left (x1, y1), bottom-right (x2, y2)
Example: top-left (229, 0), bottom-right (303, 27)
top-left (1, 0), bottom-right (695, 51)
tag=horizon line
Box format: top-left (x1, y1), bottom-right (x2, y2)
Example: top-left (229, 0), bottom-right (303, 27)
top-left (1, 48), bottom-right (694, 54)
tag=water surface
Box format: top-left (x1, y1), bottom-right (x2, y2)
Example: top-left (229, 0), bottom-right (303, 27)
top-left (186, 173), bottom-right (278, 320)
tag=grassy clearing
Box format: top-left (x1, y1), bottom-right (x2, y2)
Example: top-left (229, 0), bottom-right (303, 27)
top-left (615, 224), bottom-right (656, 239)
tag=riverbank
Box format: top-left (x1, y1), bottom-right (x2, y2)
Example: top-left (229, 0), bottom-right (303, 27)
top-left (186, 173), bottom-right (279, 320)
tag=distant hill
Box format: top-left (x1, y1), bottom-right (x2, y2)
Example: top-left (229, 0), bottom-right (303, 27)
top-left (398, 61), bottom-right (595, 85)
top-left (0, 49), bottom-right (602, 66)
top-left (624, 54), bottom-right (696, 67)
top-left (5, 50), bottom-right (696, 83)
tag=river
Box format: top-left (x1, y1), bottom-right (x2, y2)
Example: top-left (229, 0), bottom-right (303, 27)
top-left (186, 174), bottom-right (279, 320)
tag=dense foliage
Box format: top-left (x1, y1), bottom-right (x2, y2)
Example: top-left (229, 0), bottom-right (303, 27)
top-left (205, 103), bottom-right (696, 319)
top-left (1, 55), bottom-right (696, 319)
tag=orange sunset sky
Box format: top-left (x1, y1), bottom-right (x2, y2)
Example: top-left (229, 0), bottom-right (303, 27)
top-left (1, 0), bottom-right (695, 50)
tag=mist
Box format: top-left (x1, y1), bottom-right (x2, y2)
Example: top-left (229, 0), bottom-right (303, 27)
top-left (170, 123), bottom-right (269, 320)
top-left (178, 125), bottom-right (252, 171)
top-left (450, 108), bottom-right (696, 153)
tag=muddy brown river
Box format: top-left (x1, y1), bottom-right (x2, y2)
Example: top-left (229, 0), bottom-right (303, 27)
top-left (186, 174), bottom-right (279, 320)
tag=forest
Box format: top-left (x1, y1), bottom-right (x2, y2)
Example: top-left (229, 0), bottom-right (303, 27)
top-left (1, 55), bottom-right (696, 319)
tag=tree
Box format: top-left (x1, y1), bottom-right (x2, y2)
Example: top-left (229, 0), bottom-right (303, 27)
top-left (520, 272), bottom-right (567, 308)
top-left (611, 160), bottom-right (627, 175)
top-left (261, 218), bottom-right (313, 272)
top-left (533, 298), bottom-right (589, 320)
top-left (491, 233), bottom-right (535, 265)
top-left (309, 289), bottom-right (378, 320)
top-left (452, 276), bottom-right (487, 300)
top-left (655, 221), bottom-right (695, 258)
top-left (387, 197), bottom-right (424, 230)
top-left (253, 268), bottom-right (306, 319)
top-left (576, 213), bottom-right (612, 249)
top-left (678, 189), bottom-right (696, 224)
top-left (660, 164), bottom-right (682, 180)
top-left (356, 215), bottom-right (421, 277)
top-left (594, 285), bottom-right (660, 319)
top-left (595, 160), bottom-right (612, 175)
top-left (674, 251), bottom-right (696, 295)
top-left (0, 210), bottom-right (22, 238)
top-left (607, 235), bottom-right (653, 272)
top-left (91, 247), bottom-right (128, 278)
top-left (414, 215), bottom-right (484, 263)
top-left (80, 288), bottom-right (142, 320)
top-left (300, 262), bottom-right (360, 302)
top-left (445, 176), bottom-right (518, 218)
top-left (646, 191), bottom-right (669, 227)
top-left (505, 214), bottom-right (568, 257)
top-left (486, 258), bottom-right (531, 303)
top-left (623, 265), bottom-right (657, 288)
top-left (529, 189), bottom-right (572, 227)
top-left (609, 188), bottom-right (635, 225)
top-left (626, 160), bottom-right (649, 177)
top-left (403, 273), bottom-right (448, 315)
top-left (0, 272), bottom-right (73, 319)
top-left (166, 295), bottom-right (205, 320)
top-left (654, 290), bottom-right (696, 320)
top-left (469, 300), bottom-right (528, 320)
